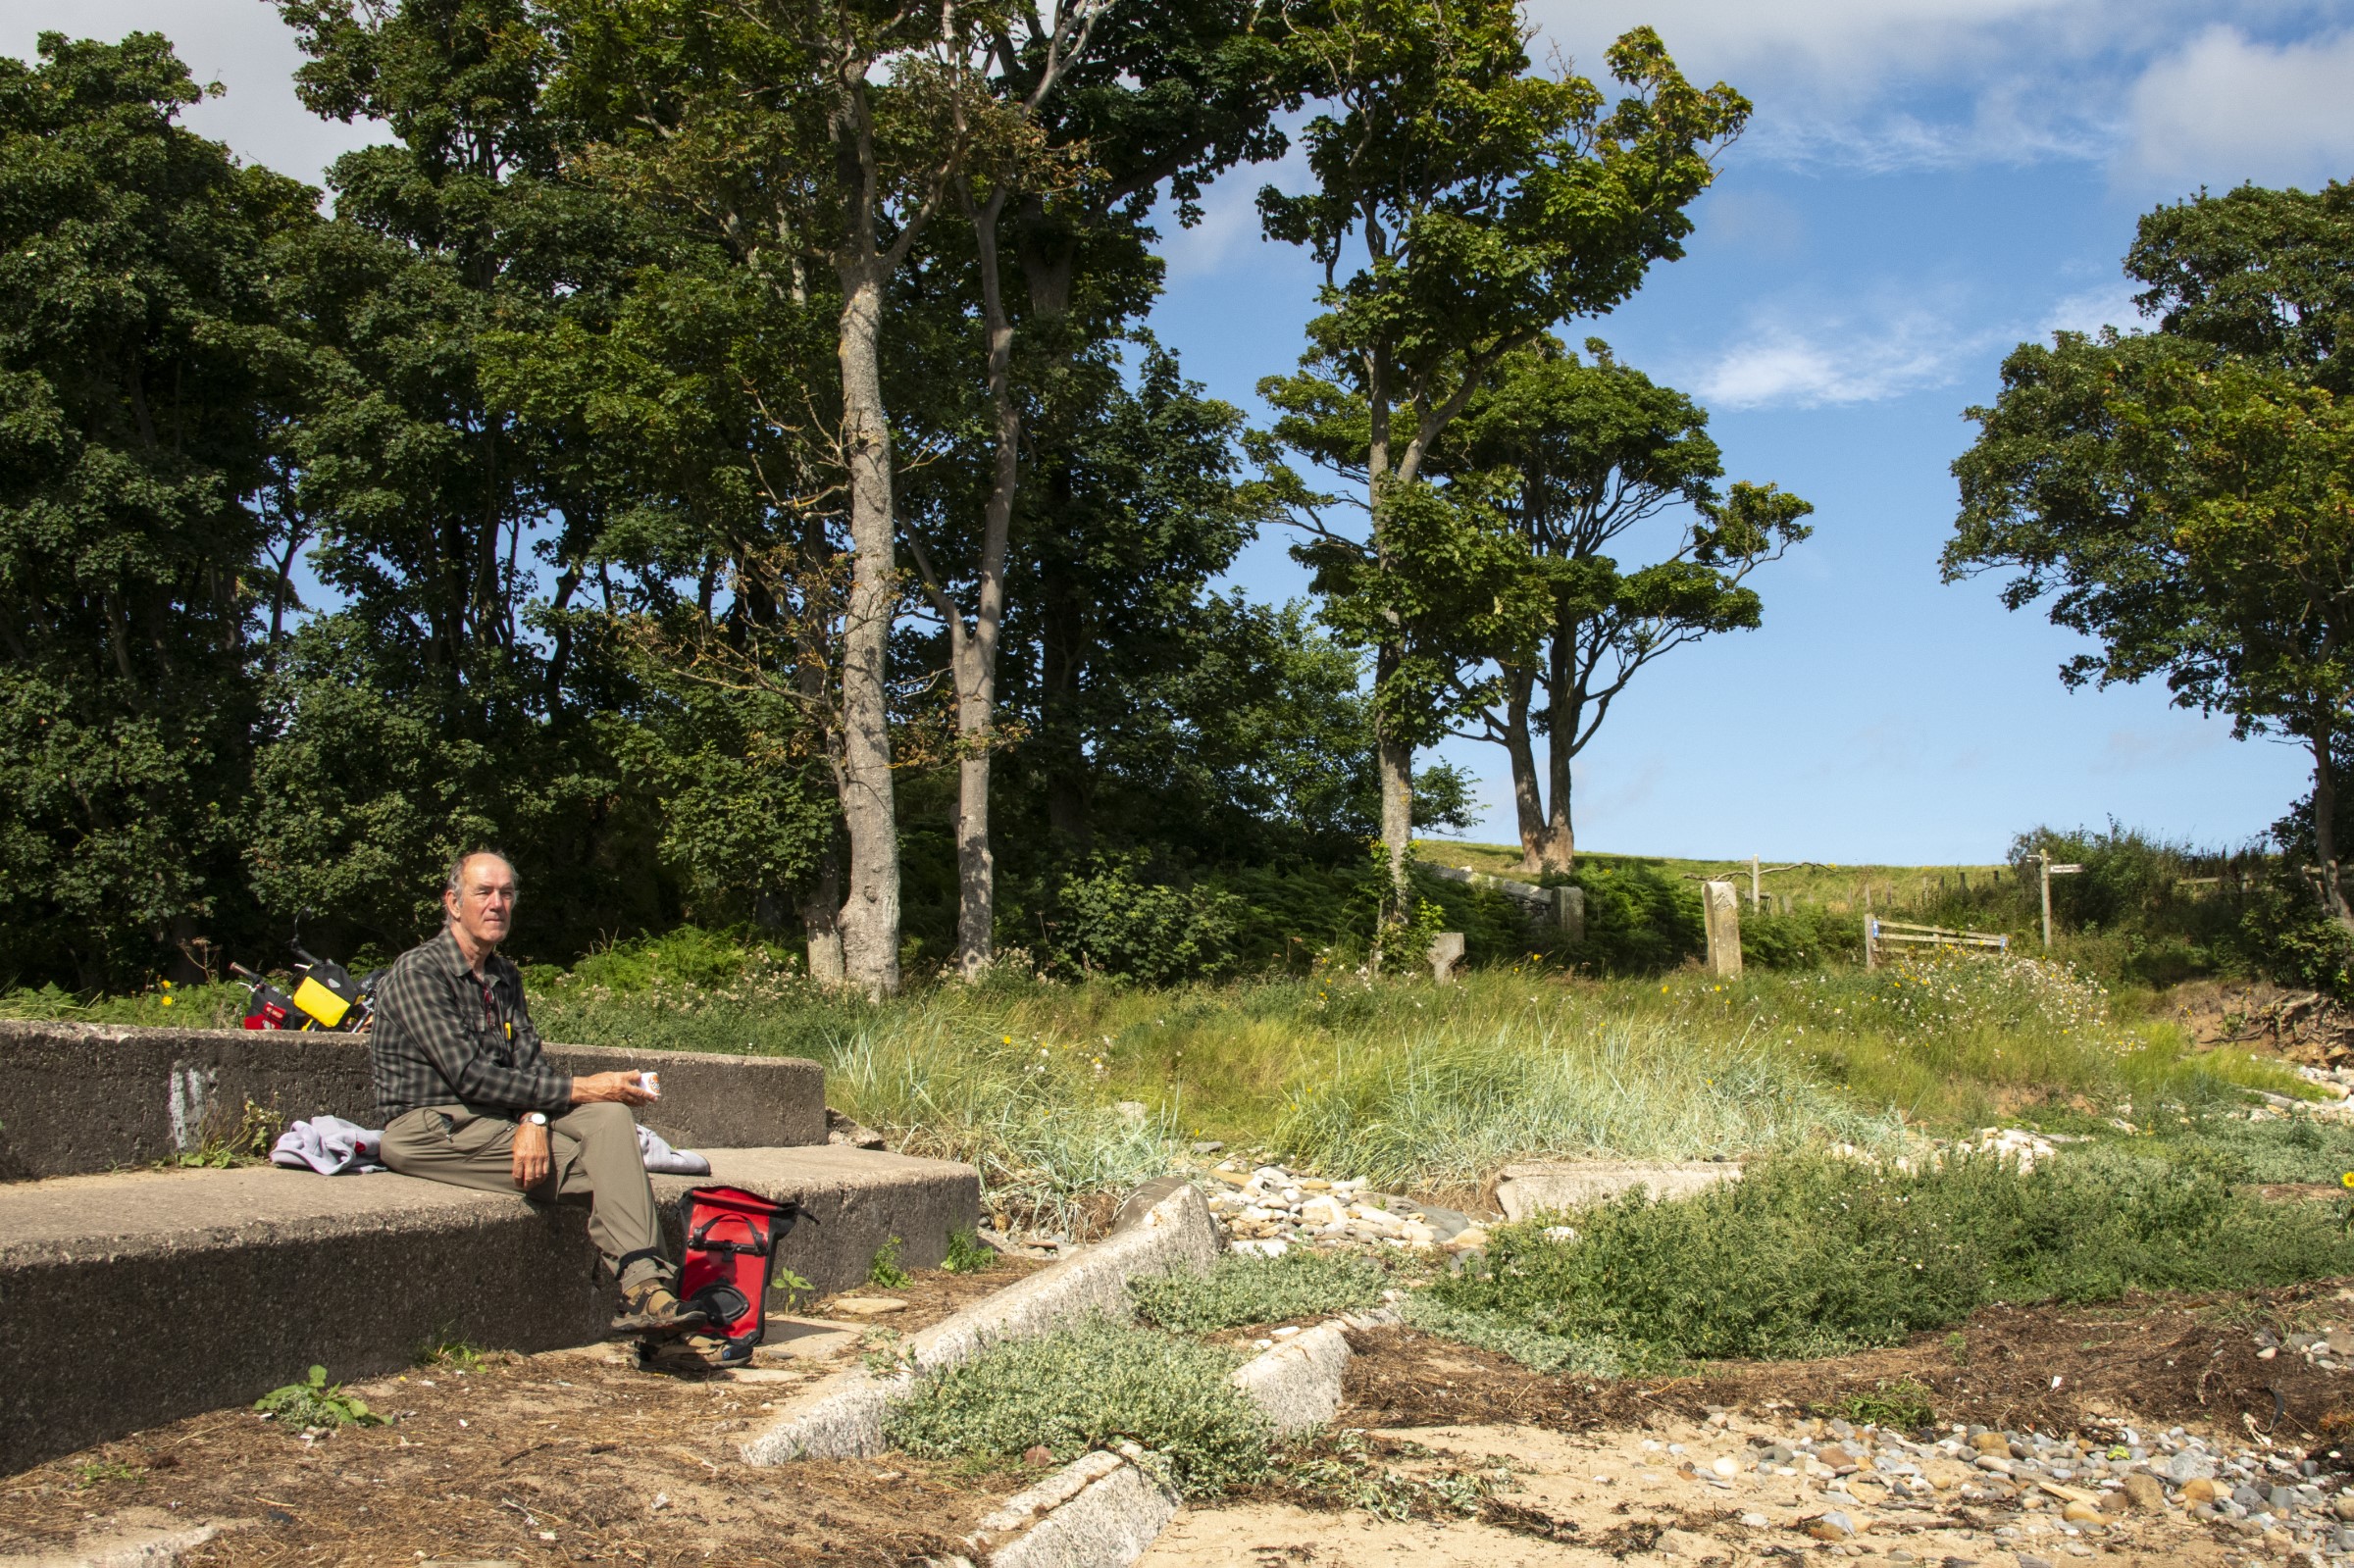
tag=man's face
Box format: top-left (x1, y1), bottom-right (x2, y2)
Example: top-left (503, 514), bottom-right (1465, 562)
top-left (444, 855), bottom-right (518, 950)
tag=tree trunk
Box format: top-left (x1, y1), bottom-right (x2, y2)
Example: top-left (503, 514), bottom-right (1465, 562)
top-left (1536, 619), bottom-right (1575, 873)
top-left (2314, 730), bottom-right (2354, 934)
top-left (947, 191), bottom-right (1019, 981)
top-left (799, 847), bottom-right (845, 986)
top-left (834, 267), bottom-right (902, 997)
top-left (1374, 642), bottom-right (1412, 914)
top-left (1501, 665), bottom-right (1545, 872)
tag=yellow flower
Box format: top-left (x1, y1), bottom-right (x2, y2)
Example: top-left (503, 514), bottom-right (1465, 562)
top-left (2340, 1171), bottom-right (2354, 1190)
top-left (159, 995), bottom-right (174, 1007)
top-left (1002, 1035), bottom-right (1013, 1044)
top-left (160, 980), bottom-right (173, 990)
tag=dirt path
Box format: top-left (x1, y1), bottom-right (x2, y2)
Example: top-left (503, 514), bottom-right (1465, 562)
top-left (0, 1264), bottom-right (1036, 1567)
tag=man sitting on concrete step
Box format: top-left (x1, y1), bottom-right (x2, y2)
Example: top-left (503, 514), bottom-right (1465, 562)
top-left (371, 850), bottom-right (705, 1339)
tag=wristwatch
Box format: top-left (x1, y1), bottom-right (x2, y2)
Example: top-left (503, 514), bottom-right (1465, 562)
top-left (523, 1112), bottom-right (549, 1128)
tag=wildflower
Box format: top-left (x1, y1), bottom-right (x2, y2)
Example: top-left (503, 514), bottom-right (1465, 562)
top-left (1002, 1036), bottom-right (1013, 1045)
top-left (2340, 1171), bottom-right (2354, 1190)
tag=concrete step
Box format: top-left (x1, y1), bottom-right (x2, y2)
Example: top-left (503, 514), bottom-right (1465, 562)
top-left (0, 1145), bottom-right (978, 1476)
top-left (0, 1020), bottom-right (826, 1179)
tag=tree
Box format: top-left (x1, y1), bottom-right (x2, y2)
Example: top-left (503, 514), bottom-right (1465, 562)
top-left (554, 0), bottom-right (1012, 995)
top-left (1254, 8), bottom-right (1746, 914)
top-left (1949, 182), bottom-right (2354, 932)
top-left (258, 0), bottom-right (666, 958)
top-left (1440, 340), bottom-right (1812, 872)
top-left (0, 33), bottom-right (313, 986)
top-left (902, 0), bottom-right (1304, 976)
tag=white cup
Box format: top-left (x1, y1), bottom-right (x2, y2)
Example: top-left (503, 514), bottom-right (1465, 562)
top-left (640, 1070), bottom-right (661, 1100)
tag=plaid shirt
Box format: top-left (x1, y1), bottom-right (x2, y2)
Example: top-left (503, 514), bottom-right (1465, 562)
top-left (370, 927), bottom-right (573, 1121)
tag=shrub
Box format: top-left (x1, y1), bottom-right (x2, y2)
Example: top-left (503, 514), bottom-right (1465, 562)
top-left (1739, 902), bottom-right (1863, 970)
top-left (1045, 854), bottom-right (1246, 985)
top-left (1564, 861), bottom-right (1703, 974)
top-left (1426, 1147), bottom-right (2354, 1363)
top-left (1397, 1293), bottom-right (1646, 1377)
top-left (883, 1316), bottom-right (1269, 1495)
top-left (1130, 1246), bottom-right (1389, 1333)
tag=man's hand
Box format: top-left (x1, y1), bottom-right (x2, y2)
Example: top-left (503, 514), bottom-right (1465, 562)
top-left (512, 1119), bottom-right (552, 1189)
top-left (572, 1070), bottom-right (652, 1107)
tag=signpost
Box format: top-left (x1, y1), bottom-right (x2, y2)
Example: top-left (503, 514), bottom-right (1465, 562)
top-left (2036, 851), bottom-right (2082, 952)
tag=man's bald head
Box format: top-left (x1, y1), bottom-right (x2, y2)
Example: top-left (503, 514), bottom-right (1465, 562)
top-left (441, 851), bottom-right (519, 961)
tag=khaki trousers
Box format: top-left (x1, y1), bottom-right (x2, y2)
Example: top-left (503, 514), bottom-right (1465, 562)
top-left (381, 1100), bottom-right (669, 1291)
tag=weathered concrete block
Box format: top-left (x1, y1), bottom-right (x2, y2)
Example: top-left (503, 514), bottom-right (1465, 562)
top-left (744, 1180), bottom-right (1218, 1464)
top-left (1492, 1158), bottom-right (1745, 1222)
top-left (1232, 1322), bottom-right (1352, 1436)
top-left (0, 1020), bottom-right (826, 1180)
top-left (1427, 932), bottom-right (1464, 985)
top-left (976, 1446), bottom-right (1180, 1568)
top-left (1702, 881), bottom-right (1743, 979)
top-left (1553, 885), bottom-right (1585, 941)
top-left (0, 1144), bottom-right (975, 1475)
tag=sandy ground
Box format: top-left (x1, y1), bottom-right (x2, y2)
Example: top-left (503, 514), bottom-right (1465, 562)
top-left (1143, 1283), bottom-right (2354, 1568)
top-left (1143, 1417), bottom-right (2238, 1567)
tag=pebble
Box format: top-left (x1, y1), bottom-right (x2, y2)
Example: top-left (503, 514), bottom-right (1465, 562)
top-left (1202, 1159), bottom-right (1476, 1249)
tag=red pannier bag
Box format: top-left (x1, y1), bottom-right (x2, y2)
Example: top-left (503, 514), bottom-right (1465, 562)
top-left (678, 1186), bottom-right (806, 1365)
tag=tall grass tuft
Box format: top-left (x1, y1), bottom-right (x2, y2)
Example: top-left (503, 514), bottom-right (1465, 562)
top-left (1275, 1011), bottom-right (1906, 1197)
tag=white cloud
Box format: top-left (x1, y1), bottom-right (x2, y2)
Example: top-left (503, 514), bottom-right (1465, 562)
top-left (2124, 25), bottom-right (2354, 190)
top-left (2038, 282), bottom-right (2144, 338)
top-left (2, 1), bottom-right (387, 188)
top-left (1696, 305), bottom-right (1993, 409)
top-left (2092, 724), bottom-right (2227, 774)
top-left (1522, 0), bottom-right (2354, 181)
top-left (1692, 270), bottom-right (2178, 412)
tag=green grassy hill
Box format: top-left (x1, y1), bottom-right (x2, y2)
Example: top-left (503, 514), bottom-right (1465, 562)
top-left (1421, 839), bottom-right (2013, 913)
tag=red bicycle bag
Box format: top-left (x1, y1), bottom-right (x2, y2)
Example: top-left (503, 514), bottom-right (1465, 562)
top-left (678, 1186), bottom-right (806, 1365)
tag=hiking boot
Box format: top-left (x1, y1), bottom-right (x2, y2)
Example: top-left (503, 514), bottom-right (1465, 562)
top-left (609, 1280), bottom-right (709, 1340)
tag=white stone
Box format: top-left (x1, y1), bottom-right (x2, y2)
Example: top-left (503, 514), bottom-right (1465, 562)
top-left (1299, 1195), bottom-right (1347, 1227)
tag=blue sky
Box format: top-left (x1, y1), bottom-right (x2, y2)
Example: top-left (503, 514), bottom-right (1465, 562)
top-left (10, 0), bottom-right (2353, 864)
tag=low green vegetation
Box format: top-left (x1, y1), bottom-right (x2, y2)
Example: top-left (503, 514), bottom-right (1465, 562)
top-left (253, 1366), bottom-right (383, 1430)
top-left (942, 1228), bottom-right (999, 1275)
top-left (867, 1237), bottom-right (913, 1290)
top-left (1130, 1247), bottom-right (1391, 1333)
top-left (882, 1316), bottom-right (1268, 1495)
top-left (1837, 1380), bottom-right (1938, 1430)
top-left (1427, 1148), bottom-right (2354, 1367)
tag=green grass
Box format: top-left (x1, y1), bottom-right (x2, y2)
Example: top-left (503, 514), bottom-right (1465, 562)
top-left (882, 1316), bottom-right (1268, 1495)
top-left (1426, 1146), bottom-right (2354, 1366)
top-left (1130, 1247), bottom-right (1392, 1333)
top-left (4, 925), bottom-right (2319, 1223)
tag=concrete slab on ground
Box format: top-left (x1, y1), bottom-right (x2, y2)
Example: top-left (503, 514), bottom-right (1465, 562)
top-left (742, 1179), bottom-right (1219, 1464)
top-left (1491, 1159), bottom-right (1743, 1222)
top-left (0, 1144), bottom-right (977, 1476)
top-left (0, 1021), bottom-right (827, 1180)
